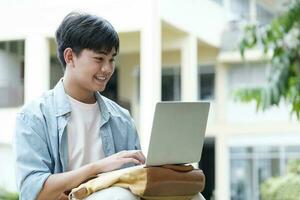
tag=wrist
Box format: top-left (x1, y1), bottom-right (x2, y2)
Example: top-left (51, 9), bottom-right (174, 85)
top-left (89, 161), bottom-right (103, 175)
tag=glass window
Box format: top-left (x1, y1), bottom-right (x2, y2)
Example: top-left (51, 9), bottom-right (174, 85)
top-left (9, 41), bottom-right (19, 54)
top-left (230, 147), bottom-right (252, 155)
top-left (257, 158), bottom-right (280, 183)
top-left (230, 159), bottom-right (253, 200)
top-left (0, 40), bottom-right (24, 107)
top-left (136, 67), bottom-right (181, 102)
top-left (228, 62), bottom-right (268, 93)
top-left (256, 3), bottom-right (274, 25)
top-left (0, 42), bottom-right (6, 50)
top-left (285, 146), bottom-right (300, 154)
top-left (161, 68), bottom-right (181, 101)
top-left (19, 41), bottom-right (24, 55)
top-left (198, 65), bottom-right (215, 100)
top-left (253, 146), bottom-right (279, 154)
top-left (230, 145), bottom-right (300, 200)
top-left (230, 0), bottom-right (250, 21)
top-left (50, 57), bottom-right (63, 89)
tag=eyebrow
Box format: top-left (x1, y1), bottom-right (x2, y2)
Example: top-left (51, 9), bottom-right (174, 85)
top-left (97, 51), bottom-right (117, 57)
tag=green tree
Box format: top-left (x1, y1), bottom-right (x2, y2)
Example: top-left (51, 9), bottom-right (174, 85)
top-left (235, 0), bottom-right (300, 118)
top-left (0, 187), bottom-right (18, 200)
top-left (261, 160), bottom-right (300, 200)
top-left (236, 1), bottom-right (300, 199)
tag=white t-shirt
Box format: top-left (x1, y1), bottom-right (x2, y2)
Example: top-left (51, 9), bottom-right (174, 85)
top-left (67, 95), bottom-right (105, 171)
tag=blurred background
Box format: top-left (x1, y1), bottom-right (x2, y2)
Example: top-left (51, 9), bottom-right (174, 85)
top-left (0, 0), bottom-right (299, 199)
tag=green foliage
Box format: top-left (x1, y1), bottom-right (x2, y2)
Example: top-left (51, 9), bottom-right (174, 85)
top-left (287, 159), bottom-right (300, 174)
top-left (236, 2), bottom-right (300, 199)
top-left (236, 0), bottom-right (300, 118)
top-left (261, 160), bottom-right (300, 200)
top-left (0, 187), bottom-right (18, 200)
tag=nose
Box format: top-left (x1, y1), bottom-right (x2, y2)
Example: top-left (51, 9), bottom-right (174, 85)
top-left (101, 60), bottom-right (113, 74)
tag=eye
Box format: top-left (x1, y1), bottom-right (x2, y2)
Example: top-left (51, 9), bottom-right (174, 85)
top-left (110, 58), bottom-right (115, 63)
top-left (95, 57), bottom-right (104, 62)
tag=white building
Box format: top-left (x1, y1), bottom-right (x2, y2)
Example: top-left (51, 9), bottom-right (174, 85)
top-left (0, 0), bottom-right (299, 199)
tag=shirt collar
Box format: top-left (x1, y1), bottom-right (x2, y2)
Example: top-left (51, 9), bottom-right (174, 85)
top-left (53, 79), bottom-right (72, 117)
top-left (53, 79), bottom-right (111, 122)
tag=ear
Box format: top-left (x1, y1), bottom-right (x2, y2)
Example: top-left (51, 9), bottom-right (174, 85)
top-left (63, 48), bottom-right (75, 67)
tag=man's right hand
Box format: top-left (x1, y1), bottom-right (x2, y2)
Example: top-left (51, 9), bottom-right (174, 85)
top-left (37, 150), bottom-right (145, 200)
top-left (93, 150), bottom-right (145, 173)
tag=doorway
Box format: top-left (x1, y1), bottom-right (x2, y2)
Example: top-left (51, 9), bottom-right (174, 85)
top-left (199, 137), bottom-right (215, 200)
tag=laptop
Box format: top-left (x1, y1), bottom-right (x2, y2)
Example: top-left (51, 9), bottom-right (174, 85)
top-left (145, 102), bottom-right (210, 166)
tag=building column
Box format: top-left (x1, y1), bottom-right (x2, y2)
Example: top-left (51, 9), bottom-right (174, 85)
top-left (215, 62), bottom-right (227, 125)
top-left (140, 0), bottom-right (161, 153)
top-left (215, 62), bottom-right (230, 200)
top-left (224, 0), bottom-right (231, 21)
top-left (215, 133), bottom-right (230, 200)
top-left (181, 34), bottom-right (198, 101)
top-left (24, 35), bottom-right (50, 103)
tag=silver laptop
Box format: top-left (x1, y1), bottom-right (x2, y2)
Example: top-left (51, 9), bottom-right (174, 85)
top-left (145, 102), bottom-right (210, 166)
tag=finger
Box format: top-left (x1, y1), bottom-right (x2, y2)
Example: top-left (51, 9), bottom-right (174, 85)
top-left (58, 193), bottom-right (69, 200)
top-left (122, 150), bottom-right (145, 164)
top-left (119, 150), bottom-right (138, 158)
top-left (130, 151), bottom-right (145, 164)
top-left (135, 151), bottom-right (146, 164)
top-left (123, 157), bottom-right (140, 165)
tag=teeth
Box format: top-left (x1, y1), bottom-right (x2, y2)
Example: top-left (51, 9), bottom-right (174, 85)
top-left (95, 75), bottom-right (106, 81)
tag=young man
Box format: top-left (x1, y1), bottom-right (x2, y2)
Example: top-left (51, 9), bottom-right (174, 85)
top-left (14, 12), bottom-right (145, 200)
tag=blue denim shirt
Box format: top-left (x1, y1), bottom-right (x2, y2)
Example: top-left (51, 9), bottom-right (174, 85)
top-left (14, 80), bottom-right (141, 200)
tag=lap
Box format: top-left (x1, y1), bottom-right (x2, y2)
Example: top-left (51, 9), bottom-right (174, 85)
top-left (84, 187), bottom-right (205, 200)
top-left (84, 186), bottom-right (140, 200)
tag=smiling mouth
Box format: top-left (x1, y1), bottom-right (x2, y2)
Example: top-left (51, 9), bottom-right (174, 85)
top-left (94, 75), bottom-right (107, 81)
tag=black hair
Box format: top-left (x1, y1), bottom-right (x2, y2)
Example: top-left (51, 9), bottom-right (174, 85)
top-left (55, 12), bottom-right (119, 70)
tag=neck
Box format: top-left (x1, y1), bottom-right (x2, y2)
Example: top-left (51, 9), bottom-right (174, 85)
top-left (63, 71), bottom-right (96, 104)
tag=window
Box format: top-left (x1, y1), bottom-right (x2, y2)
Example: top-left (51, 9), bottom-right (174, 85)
top-left (0, 40), bottom-right (24, 107)
top-left (198, 65), bottom-right (215, 100)
top-left (162, 67), bottom-right (181, 101)
top-left (228, 62), bottom-right (268, 93)
top-left (136, 67), bottom-right (181, 102)
top-left (230, 0), bottom-right (250, 21)
top-left (50, 56), bottom-right (63, 89)
top-left (0, 42), bottom-right (6, 50)
top-left (0, 41), bottom-right (24, 55)
top-left (230, 145), bottom-right (300, 200)
top-left (256, 3), bottom-right (274, 25)
top-left (9, 41), bottom-right (19, 54)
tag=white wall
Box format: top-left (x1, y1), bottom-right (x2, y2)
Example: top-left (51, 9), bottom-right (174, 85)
top-left (161, 0), bottom-right (227, 47)
top-left (0, 0), bottom-right (146, 40)
top-left (0, 108), bottom-right (19, 144)
top-left (0, 144), bottom-right (16, 191)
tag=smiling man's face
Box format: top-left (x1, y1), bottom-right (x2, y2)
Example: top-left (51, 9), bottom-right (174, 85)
top-left (70, 48), bottom-right (117, 93)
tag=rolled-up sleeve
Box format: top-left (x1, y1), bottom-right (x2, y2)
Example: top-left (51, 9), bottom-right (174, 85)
top-left (14, 113), bottom-right (52, 200)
